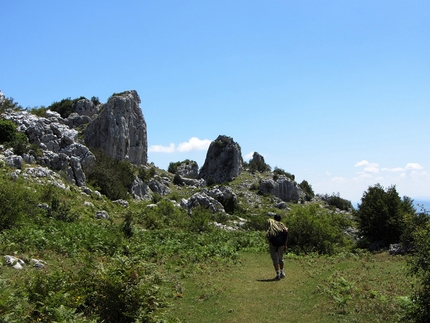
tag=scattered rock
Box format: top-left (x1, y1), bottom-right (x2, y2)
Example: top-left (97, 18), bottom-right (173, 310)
top-left (4, 255), bottom-right (25, 269)
top-left (95, 210), bottom-right (110, 220)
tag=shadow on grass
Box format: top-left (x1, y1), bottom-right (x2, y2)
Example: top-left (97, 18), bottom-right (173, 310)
top-left (256, 277), bottom-right (281, 282)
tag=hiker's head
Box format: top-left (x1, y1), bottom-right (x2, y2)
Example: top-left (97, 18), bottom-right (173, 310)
top-left (274, 214), bottom-right (281, 221)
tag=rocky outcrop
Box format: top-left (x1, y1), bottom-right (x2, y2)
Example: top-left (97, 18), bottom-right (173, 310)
top-left (199, 135), bottom-right (243, 184)
top-left (206, 186), bottom-right (237, 213)
top-left (1, 109), bottom-right (95, 186)
top-left (84, 90), bottom-right (147, 165)
top-left (181, 192), bottom-right (225, 213)
top-left (176, 161), bottom-right (199, 179)
top-left (259, 176), bottom-right (302, 203)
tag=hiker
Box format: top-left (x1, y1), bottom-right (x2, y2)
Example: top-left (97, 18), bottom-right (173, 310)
top-left (266, 214), bottom-right (288, 281)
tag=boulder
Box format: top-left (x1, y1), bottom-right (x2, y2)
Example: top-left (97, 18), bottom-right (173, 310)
top-left (181, 192), bottom-right (225, 213)
top-left (148, 177), bottom-right (171, 196)
top-left (259, 176), bottom-right (302, 203)
top-left (84, 90), bottom-right (148, 165)
top-left (95, 210), bottom-right (110, 220)
top-left (4, 255), bottom-right (25, 270)
top-left (130, 176), bottom-right (153, 200)
top-left (206, 186), bottom-right (237, 213)
top-left (199, 135), bottom-right (243, 184)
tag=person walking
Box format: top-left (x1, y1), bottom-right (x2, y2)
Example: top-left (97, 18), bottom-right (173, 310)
top-left (266, 214), bottom-right (288, 281)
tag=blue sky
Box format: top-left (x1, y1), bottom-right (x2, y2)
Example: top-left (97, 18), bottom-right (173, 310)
top-left (2, 1), bottom-right (429, 204)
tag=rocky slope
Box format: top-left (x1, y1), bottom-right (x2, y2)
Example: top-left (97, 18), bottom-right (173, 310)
top-left (0, 89), bottom-right (310, 214)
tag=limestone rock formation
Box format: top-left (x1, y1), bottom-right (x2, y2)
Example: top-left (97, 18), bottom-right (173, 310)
top-left (259, 176), bottom-right (303, 203)
top-left (199, 135), bottom-right (243, 184)
top-left (1, 109), bottom-right (95, 186)
top-left (84, 90), bottom-right (147, 165)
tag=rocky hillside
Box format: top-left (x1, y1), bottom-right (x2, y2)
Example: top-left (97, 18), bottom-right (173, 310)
top-left (0, 90), bottom-right (352, 216)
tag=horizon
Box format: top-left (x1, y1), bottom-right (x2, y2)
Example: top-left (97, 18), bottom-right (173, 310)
top-left (2, 1), bottom-right (429, 204)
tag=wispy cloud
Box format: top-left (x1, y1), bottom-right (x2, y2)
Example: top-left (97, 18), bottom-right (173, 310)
top-left (354, 160), bottom-right (426, 180)
top-left (149, 137), bottom-right (211, 153)
top-left (244, 151), bottom-right (255, 160)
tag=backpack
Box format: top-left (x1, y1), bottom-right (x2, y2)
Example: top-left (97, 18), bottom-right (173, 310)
top-left (269, 229), bottom-right (288, 247)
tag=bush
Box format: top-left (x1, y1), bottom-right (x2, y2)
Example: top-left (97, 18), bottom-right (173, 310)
top-left (248, 152), bottom-right (271, 173)
top-left (87, 149), bottom-right (134, 200)
top-left (273, 167), bottom-right (295, 181)
top-left (299, 180), bottom-right (315, 201)
top-left (286, 204), bottom-right (353, 255)
top-left (319, 193), bottom-right (353, 211)
top-left (0, 97), bottom-right (23, 112)
top-left (0, 119), bottom-right (17, 143)
top-left (168, 159), bottom-right (197, 174)
top-left (48, 96), bottom-right (87, 118)
top-left (0, 173), bottom-right (40, 230)
top-left (405, 222), bottom-right (430, 322)
top-left (173, 173), bottom-right (184, 186)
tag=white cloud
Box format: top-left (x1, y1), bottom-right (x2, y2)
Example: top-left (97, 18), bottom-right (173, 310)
top-left (244, 151), bottom-right (255, 160)
top-left (177, 137), bottom-right (211, 152)
top-left (354, 160), bottom-right (369, 167)
top-left (148, 143), bottom-right (175, 153)
top-left (405, 163), bottom-right (423, 170)
top-left (355, 160), bottom-right (380, 174)
top-left (148, 137), bottom-right (211, 153)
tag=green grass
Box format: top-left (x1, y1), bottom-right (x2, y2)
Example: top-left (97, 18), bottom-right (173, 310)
top-left (167, 252), bottom-right (414, 323)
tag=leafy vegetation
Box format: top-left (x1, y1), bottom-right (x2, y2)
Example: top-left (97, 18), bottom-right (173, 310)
top-left (272, 166), bottom-right (295, 181)
top-left (355, 184), bottom-right (417, 248)
top-left (167, 159), bottom-right (197, 174)
top-left (319, 192), bottom-right (353, 211)
top-left (299, 179), bottom-right (314, 201)
top-left (286, 203), bottom-right (354, 255)
top-left (86, 149), bottom-right (135, 200)
top-left (0, 97), bottom-right (23, 112)
top-left (0, 118), bottom-right (429, 322)
top-left (247, 152), bottom-right (271, 173)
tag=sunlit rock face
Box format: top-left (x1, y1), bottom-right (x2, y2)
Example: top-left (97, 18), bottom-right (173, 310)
top-left (84, 90), bottom-right (148, 165)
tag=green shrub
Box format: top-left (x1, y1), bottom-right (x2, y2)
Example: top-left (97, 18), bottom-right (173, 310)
top-left (0, 119), bottom-right (17, 143)
top-left (168, 159), bottom-right (197, 174)
top-left (320, 193), bottom-right (353, 211)
top-left (286, 204), bottom-right (353, 255)
top-left (48, 96), bottom-right (87, 118)
top-left (0, 173), bottom-right (40, 230)
top-left (405, 222), bottom-right (430, 322)
top-left (0, 97), bottom-right (23, 112)
top-left (173, 173), bottom-right (184, 186)
top-left (273, 167), bottom-right (295, 181)
top-left (299, 180), bottom-right (315, 201)
top-left (138, 165), bottom-right (155, 182)
top-left (248, 152), bottom-right (271, 173)
top-left (87, 149), bottom-right (134, 200)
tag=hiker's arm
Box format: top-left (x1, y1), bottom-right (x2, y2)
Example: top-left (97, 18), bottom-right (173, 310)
top-left (284, 229), bottom-right (288, 250)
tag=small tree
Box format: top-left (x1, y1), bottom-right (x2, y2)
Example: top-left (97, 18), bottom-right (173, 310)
top-left (355, 184), bottom-right (410, 247)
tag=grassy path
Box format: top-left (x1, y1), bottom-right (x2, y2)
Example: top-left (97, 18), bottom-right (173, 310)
top-left (168, 252), bottom-right (337, 323)
top-left (167, 251), bottom-right (412, 323)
